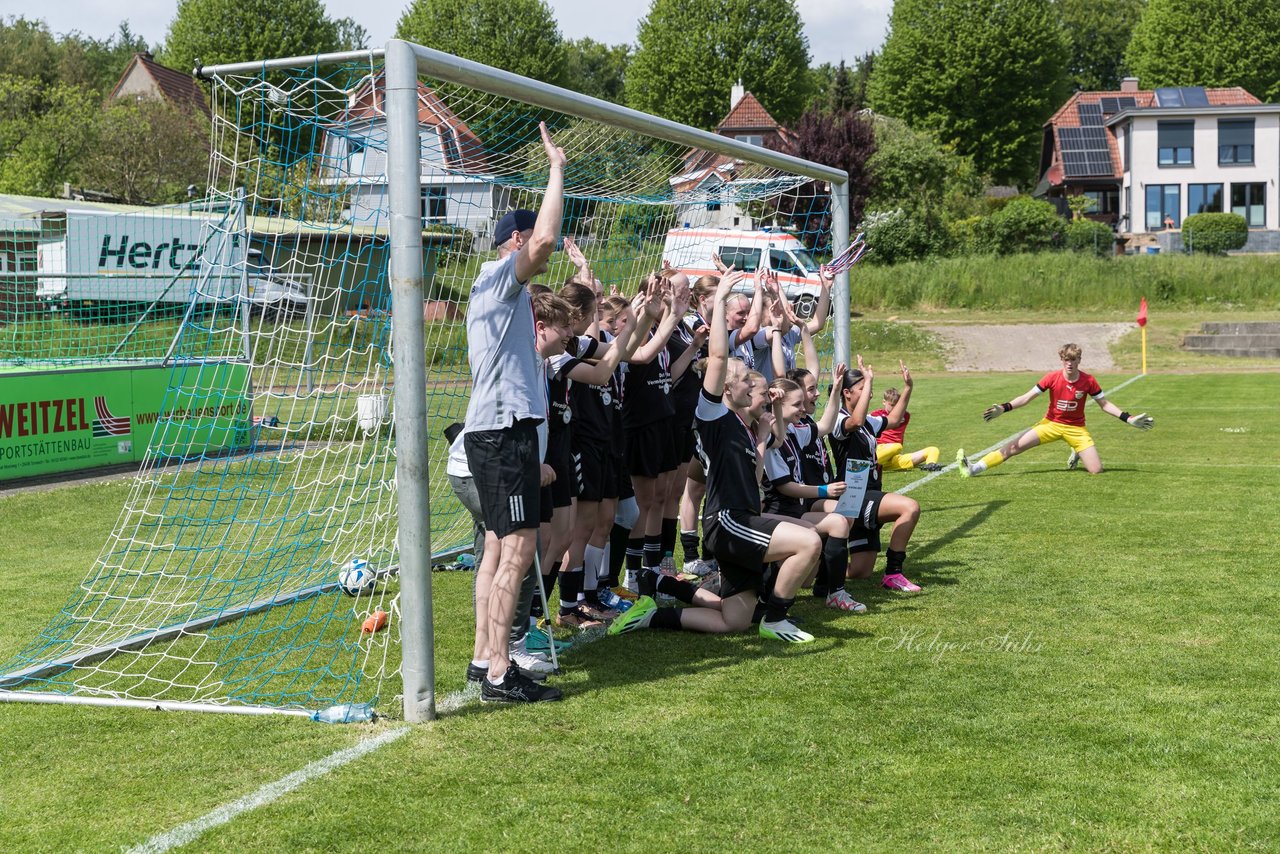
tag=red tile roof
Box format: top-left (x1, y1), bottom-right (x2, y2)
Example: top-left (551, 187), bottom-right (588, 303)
top-left (1043, 87), bottom-right (1261, 186)
top-left (717, 92), bottom-right (780, 131)
top-left (111, 53), bottom-right (211, 118)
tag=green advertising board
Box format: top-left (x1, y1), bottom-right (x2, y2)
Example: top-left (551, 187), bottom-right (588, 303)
top-left (0, 361), bottom-right (250, 481)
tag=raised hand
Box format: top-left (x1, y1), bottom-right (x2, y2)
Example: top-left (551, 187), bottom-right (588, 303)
top-left (563, 236), bottom-right (588, 271)
top-left (711, 252), bottom-right (731, 274)
top-left (900, 360), bottom-right (913, 387)
top-left (540, 121), bottom-right (566, 168)
top-left (983, 404), bottom-right (1005, 422)
top-left (832, 362), bottom-right (847, 387)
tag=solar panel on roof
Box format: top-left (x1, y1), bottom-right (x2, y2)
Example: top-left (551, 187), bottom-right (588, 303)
top-left (1118, 96), bottom-right (1137, 109)
top-left (1077, 102), bottom-right (1103, 125)
top-left (1100, 97), bottom-right (1120, 114)
top-left (1181, 87), bottom-right (1209, 107)
top-left (1155, 87), bottom-right (1184, 107)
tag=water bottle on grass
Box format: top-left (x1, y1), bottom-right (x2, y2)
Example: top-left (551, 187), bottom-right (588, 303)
top-left (312, 701), bottom-right (375, 724)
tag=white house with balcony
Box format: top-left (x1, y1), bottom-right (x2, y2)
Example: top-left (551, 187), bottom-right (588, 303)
top-left (1037, 81), bottom-right (1280, 250)
top-left (320, 75), bottom-right (509, 240)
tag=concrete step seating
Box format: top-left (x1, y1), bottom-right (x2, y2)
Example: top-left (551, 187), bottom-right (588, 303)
top-left (1183, 321), bottom-right (1280, 358)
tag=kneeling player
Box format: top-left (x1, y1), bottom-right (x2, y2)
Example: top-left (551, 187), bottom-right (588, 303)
top-left (873, 386), bottom-right (941, 472)
top-left (610, 271), bottom-right (821, 642)
top-left (956, 342), bottom-right (1154, 477)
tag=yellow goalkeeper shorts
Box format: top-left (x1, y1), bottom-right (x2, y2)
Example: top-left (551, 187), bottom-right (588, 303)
top-left (1031, 419), bottom-right (1095, 453)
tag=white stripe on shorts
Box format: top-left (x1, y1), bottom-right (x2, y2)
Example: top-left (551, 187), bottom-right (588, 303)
top-left (718, 510), bottom-right (772, 547)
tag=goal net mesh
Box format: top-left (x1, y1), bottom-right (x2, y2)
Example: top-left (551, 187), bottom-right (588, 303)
top-left (0, 51), bottom-right (835, 717)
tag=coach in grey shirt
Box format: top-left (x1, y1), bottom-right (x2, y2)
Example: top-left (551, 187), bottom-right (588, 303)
top-left (462, 121), bottom-right (566, 703)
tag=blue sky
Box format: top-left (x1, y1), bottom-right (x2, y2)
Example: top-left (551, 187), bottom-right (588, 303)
top-left (3, 0), bottom-right (892, 67)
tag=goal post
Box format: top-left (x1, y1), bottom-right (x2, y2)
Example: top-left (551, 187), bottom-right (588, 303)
top-left (0, 39), bottom-right (850, 723)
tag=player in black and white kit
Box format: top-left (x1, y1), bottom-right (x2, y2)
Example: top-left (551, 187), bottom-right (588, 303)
top-left (763, 368), bottom-right (867, 613)
top-left (620, 276), bottom-right (684, 595)
top-left (828, 356), bottom-right (924, 593)
top-left (610, 271), bottom-right (822, 642)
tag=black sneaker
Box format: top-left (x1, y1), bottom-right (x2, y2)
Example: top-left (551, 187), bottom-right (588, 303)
top-left (467, 661), bottom-right (550, 684)
top-left (480, 669), bottom-right (563, 704)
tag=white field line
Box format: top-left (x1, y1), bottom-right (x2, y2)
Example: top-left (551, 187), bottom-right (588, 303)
top-left (134, 374), bottom-right (1151, 851)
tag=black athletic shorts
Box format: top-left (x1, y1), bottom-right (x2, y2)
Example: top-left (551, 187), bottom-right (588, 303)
top-left (673, 414), bottom-right (698, 464)
top-left (625, 420), bottom-right (679, 478)
top-left (545, 430), bottom-right (576, 510)
top-left (762, 493), bottom-right (806, 519)
top-left (575, 441), bottom-right (618, 502)
top-left (846, 489), bottom-right (885, 554)
top-left (464, 419), bottom-right (541, 537)
top-left (615, 449), bottom-right (634, 500)
top-left (703, 508), bottom-right (782, 596)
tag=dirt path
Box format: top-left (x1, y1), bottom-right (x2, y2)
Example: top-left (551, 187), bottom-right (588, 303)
top-left (923, 323), bottom-right (1132, 372)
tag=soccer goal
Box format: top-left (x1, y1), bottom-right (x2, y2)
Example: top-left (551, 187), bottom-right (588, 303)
top-left (0, 40), bottom-right (851, 722)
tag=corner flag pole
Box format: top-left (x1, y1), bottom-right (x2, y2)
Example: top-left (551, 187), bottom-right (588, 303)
top-left (1136, 296), bottom-right (1149, 375)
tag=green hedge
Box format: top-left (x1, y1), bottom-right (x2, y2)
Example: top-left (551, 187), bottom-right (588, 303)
top-left (1064, 219), bottom-right (1114, 258)
top-left (1182, 212), bottom-right (1248, 255)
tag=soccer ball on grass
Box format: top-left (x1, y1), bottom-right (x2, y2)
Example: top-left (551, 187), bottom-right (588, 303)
top-left (338, 558), bottom-right (377, 596)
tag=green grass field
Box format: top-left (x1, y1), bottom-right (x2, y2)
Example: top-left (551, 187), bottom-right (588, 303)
top-left (2, 366), bottom-right (1278, 851)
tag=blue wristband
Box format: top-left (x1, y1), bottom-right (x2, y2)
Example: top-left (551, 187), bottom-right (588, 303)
top-left (817, 484), bottom-right (828, 499)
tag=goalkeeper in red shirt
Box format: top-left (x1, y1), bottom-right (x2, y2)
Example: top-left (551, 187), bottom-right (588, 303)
top-left (956, 343), bottom-right (1153, 476)
top-left (872, 386), bottom-right (942, 472)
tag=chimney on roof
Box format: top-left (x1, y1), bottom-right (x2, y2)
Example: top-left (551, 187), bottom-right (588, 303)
top-left (1121, 77), bottom-right (1139, 93)
top-left (731, 80), bottom-right (744, 110)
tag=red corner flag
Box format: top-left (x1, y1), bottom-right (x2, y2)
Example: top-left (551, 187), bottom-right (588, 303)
top-left (1136, 297), bottom-right (1148, 327)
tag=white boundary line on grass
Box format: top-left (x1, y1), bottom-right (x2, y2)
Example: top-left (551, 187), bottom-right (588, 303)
top-left (134, 373), bottom-right (1150, 852)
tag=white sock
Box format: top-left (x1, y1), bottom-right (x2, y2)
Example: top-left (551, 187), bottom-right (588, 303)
top-left (471, 658), bottom-right (488, 668)
top-left (972, 460), bottom-right (988, 475)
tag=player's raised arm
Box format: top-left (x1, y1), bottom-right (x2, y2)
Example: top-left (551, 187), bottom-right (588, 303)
top-left (982, 385), bottom-right (1043, 422)
top-left (514, 122), bottom-right (566, 284)
top-left (628, 275), bottom-right (680, 364)
top-left (703, 272), bottom-right (740, 397)
top-left (816, 363), bottom-right (847, 437)
top-left (885, 361), bottom-right (913, 428)
top-left (840, 355), bottom-right (874, 431)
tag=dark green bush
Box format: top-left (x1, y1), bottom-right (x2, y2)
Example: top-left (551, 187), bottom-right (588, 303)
top-left (1183, 212), bottom-right (1248, 255)
top-left (863, 207), bottom-right (949, 265)
top-left (1064, 219), bottom-right (1114, 257)
top-left (984, 197), bottom-right (1064, 255)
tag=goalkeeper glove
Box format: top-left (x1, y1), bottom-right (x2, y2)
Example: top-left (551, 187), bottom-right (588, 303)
top-left (983, 403), bottom-right (1011, 422)
top-left (1127, 412), bottom-right (1154, 431)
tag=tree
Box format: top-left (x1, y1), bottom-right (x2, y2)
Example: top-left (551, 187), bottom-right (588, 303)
top-left (779, 107), bottom-right (877, 251)
top-left (78, 98), bottom-right (209, 204)
top-left (1125, 0), bottom-right (1280, 101)
top-left (334, 18), bottom-right (369, 51)
top-left (0, 76), bottom-right (97, 196)
top-left (626, 0), bottom-right (813, 129)
top-left (161, 0), bottom-right (342, 74)
top-left (1059, 0), bottom-right (1144, 92)
top-left (396, 0), bottom-right (567, 87)
top-left (866, 116), bottom-right (983, 219)
top-left (562, 38), bottom-right (629, 104)
top-left (0, 17), bottom-right (60, 89)
top-left (869, 0), bottom-right (1070, 187)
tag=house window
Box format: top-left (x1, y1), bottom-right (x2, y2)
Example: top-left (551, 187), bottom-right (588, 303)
top-left (1218, 119), bottom-right (1254, 165)
top-left (1145, 184), bottom-right (1180, 229)
top-left (1188, 184), bottom-right (1224, 215)
top-left (421, 187), bottom-right (447, 223)
top-left (734, 134), bottom-right (764, 147)
top-left (1157, 121), bottom-right (1194, 166)
top-left (1082, 190), bottom-right (1119, 214)
top-left (1230, 182), bottom-right (1265, 226)
top-left (1123, 125), bottom-right (1131, 171)
top-left (439, 129), bottom-right (462, 167)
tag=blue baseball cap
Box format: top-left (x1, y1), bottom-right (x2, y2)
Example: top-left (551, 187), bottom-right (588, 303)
top-left (492, 209), bottom-right (538, 249)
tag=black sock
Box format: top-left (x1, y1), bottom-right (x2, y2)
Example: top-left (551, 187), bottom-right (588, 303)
top-left (886, 548), bottom-right (906, 574)
top-left (661, 517), bottom-right (677, 558)
top-left (764, 593), bottom-right (795, 624)
top-left (824, 536), bottom-right (849, 594)
top-left (638, 568), bottom-right (658, 597)
top-left (813, 555), bottom-right (829, 598)
top-left (558, 568), bottom-right (583, 616)
top-left (643, 535), bottom-right (662, 570)
top-left (655, 574), bottom-right (697, 604)
top-left (651, 607), bottom-right (683, 631)
top-left (680, 529), bottom-right (699, 564)
top-left (626, 536), bottom-right (644, 574)
top-left (610, 523), bottom-right (631, 578)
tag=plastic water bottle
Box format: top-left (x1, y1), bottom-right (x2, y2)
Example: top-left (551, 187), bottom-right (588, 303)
top-left (312, 701), bottom-right (375, 724)
top-left (457, 553), bottom-right (476, 569)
